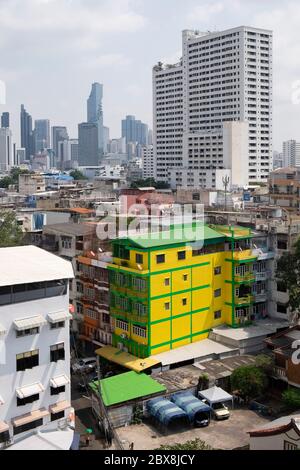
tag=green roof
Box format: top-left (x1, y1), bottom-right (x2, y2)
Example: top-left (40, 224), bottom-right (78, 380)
top-left (115, 224), bottom-right (225, 250)
top-left (89, 371), bottom-right (166, 406)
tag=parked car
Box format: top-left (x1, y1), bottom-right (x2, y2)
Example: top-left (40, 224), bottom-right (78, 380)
top-left (201, 400), bottom-right (230, 420)
top-left (72, 357), bottom-right (97, 374)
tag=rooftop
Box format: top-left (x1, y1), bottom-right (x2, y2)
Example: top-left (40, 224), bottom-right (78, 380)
top-left (43, 222), bottom-right (96, 237)
top-left (0, 245), bottom-right (74, 287)
top-left (89, 371), bottom-right (166, 407)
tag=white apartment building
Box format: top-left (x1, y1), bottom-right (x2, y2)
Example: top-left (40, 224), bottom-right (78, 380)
top-left (0, 246), bottom-right (74, 450)
top-left (282, 140), bottom-right (300, 167)
top-left (142, 145), bottom-right (154, 178)
top-left (153, 26), bottom-right (273, 188)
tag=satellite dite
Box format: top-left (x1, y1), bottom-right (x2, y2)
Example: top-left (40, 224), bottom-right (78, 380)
top-left (0, 80), bottom-right (6, 105)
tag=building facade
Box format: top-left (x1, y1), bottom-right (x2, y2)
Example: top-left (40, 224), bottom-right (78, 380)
top-left (153, 26), bottom-right (273, 187)
top-left (0, 127), bottom-right (12, 171)
top-left (34, 119), bottom-right (50, 153)
top-left (87, 82), bottom-right (104, 157)
top-left (142, 145), bottom-right (155, 179)
top-left (1, 112), bottom-right (9, 128)
top-left (0, 246), bottom-right (74, 449)
top-left (78, 122), bottom-right (99, 166)
top-left (108, 224), bottom-right (267, 358)
top-left (20, 105), bottom-right (34, 160)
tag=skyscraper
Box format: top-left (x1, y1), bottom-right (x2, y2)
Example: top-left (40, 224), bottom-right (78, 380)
top-left (34, 119), bottom-right (50, 153)
top-left (0, 127), bottom-right (13, 171)
top-left (282, 140), bottom-right (300, 167)
top-left (1, 112), bottom-right (9, 128)
top-left (20, 104), bottom-right (34, 160)
top-left (87, 82), bottom-right (104, 156)
top-left (52, 126), bottom-right (69, 168)
top-left (78, 122), bottom-right (98, 166)
top-left (153, 26), bottom-right (273, 187)
top-left (121, 115), bottom-right (149, 145)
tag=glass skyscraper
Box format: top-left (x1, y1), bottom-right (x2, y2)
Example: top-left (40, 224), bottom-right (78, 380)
top-left (87, 82), bottom-right (104, 157)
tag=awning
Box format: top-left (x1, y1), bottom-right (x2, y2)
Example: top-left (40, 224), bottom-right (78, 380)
top-left (14, 315), bottom-right (46, 331)
top-left (95, 346), bottom-right (161, 373)
top-left (0, 394), bottom-right (4, 405)
top-left (198, 386), bottom-right (233, 405)
top-left (50, 374), bottom-right (70, 388)
top-left (0, 324), bottom-right (6, 336)
top-left (49, 400), bottom-right (71, 414)
top-left (0, 421), bottom-right (9, 433)
top-left (48, 311), bottom-right (72, 323)
top-left (16, 382), bottom-right (45, 399)
top-left (12, 408), bottom-right (49, 427)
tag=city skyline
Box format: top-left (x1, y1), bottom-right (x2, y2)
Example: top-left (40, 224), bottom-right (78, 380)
top-left (0, 0), bottom-right (299, 150)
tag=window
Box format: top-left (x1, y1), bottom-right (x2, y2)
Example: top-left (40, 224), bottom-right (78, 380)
top-left (133, 302), bottom-right (147, 316)
top-left (51, 410), bottom-right (65, 422)
top-left (0, 430), bottom-right (10, 443)
top-left (214, 310), bottom-right (222, 320)
top-left (214, 266), bottom-right (221, 275)
top-left (164, 278), bottom-right (170, 287)
top-left (61, 236), bottom-right (72, 249)
top-left (16, 350), bottom-right (39, 372)
top-left (277, 304), bottom-right (287, 314)
top-left (132, 278), bottom-right (146, 292)
top-left (50, 385), bottom-right (65, 396)
top-left (183, 274), bottom-right (188, 281)
top-left (214, 289), bottom-right (221, 298)
top-left (284, 440), bottom-right (297, 450)
top-left (50, 321), bottom-right (65, 330)
top-left (50, 343), bottom-right (65, 362)
top-left (277, 281), bottom-right (287, 293)
top-left (136, 253), bottom-right (143, 264)
top-left (17, 394), bottom-right (39, 407)
top-left (16, 327), bottom-right (39, 338)
top-left (177, 251), bottom-right (186, 260)
top-left (164, 302), bottom-right (170, 311)
top-left (156, 254), bottom-right (165, 264)
top-left (182, 298), bottom-right (187, 306)
top-left (14, 418), bottom-right (43, 436)
top-left (132, 325), bottom-right (147, 338)
top-left (115, 319), bottom-right (129, 331)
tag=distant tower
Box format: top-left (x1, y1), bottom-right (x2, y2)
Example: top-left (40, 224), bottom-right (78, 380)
top-left (1, 112), bottom-right (9, 128)
top-left (20, 104), bottom-right (34, 159)
top-left (87, 83), bottom-right (104, 157)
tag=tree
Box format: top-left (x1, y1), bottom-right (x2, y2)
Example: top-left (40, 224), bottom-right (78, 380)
top-left (276, 237), bottom-right (300, 323)
top-left (282, 389), bottom-right (300, 409)
top-left (197, 373), bottom-right (209, 392)
top-left (230, 365), bottom-right (268, 401)
top-left (157, 439), bottom-right (213, 450)
top-left (255, 354), bottom-right (274, 374)
top-left (130, 178), bottom-right (170, 190)
top-left (0, 176), bottom-right (14, 188)
top-left (69, 169), bottom-right (87, 180)
top-left (0, 210), bottom-right (23, 247)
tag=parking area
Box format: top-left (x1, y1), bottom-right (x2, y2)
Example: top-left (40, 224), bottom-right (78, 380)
top-left (116, 408), bottom-right (271, 450)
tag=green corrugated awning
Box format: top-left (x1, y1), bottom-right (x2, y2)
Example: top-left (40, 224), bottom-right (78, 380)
top-left (89, 371), bottom-right (166, 407)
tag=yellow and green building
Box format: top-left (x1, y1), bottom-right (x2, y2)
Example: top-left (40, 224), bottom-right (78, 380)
top-left (108, 224), bottom-right (258, 358)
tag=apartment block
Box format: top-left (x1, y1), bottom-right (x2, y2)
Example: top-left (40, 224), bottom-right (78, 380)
top-left (108, 223), bottom-right (272, 358)
top-left (153, 26), bottom-right (273, 187)
top-left (0, 246), bottom-right (74, 449)
top-left (269, 167), bottom-right (300, 212)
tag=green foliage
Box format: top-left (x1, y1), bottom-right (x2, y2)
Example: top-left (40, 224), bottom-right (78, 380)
top-left (230, 365), bottom-right (268, 400)
top-left (158, 439), bottom-right (213, 450)
top-left (69, 169), bottom-right (87, 180)
top-left (0, 210), bottom-right (23, 247)
top-left (197, 373), bottom-right (210, 391)
top-left (282, 388), bottom-right (300, 409)
top-left (276, 237), bottom-right (300, 320)
top-left (0, 168), bottom-right (31, 189)
top-left (255, 354), bottom-right (274, 373)
top-left (130, 177), bottom-right (170, 189)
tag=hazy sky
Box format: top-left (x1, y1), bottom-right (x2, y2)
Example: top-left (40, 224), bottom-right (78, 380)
top-left (0, 0), bottom-right (300, 150)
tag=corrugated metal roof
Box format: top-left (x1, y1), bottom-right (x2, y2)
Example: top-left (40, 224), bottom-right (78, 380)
top-left (0, 246), bottom-right (74, 287)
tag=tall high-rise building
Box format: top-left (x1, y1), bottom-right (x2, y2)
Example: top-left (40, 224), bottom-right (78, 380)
top-left (153, 27), bottom-right (273, 187)
top-left (20, 104), bottom-right (34, 160)
top-left (87, 82), bottom-right (104, 156)
top-left (103, 126), bottom-right (110, 154)
top-left (52, 127), bottom-right (68, 156)
top-left (34, 119), bottom-right (50, 153)
top-left (0, 127), bottom-right (13, 171)
top-left (142, 145), bottom-right (154, 178)
top-left (121, 115), bottom-right (149, 145)
top-left (282, 140), bottom-right (300, 167)
top-left (1, 112), bottom-right (9, 128)
top-left (78, 122), bottom-right (98, 166)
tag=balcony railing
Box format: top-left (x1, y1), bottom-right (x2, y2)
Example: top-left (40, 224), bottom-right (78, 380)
top-left (255, 271), bottom-right (268, 281)
top-left (234, 272), bottom-right (255, 283)
top-left (235, 295), bottom-right (254, 305)
top-left (273, 366), bottom-right (287, 380)
top-left (254, 292), bottom-right (268, 302)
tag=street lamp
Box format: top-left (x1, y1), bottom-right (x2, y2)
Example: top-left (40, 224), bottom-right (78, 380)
top-left (222, 175), bottom-right (230, 213)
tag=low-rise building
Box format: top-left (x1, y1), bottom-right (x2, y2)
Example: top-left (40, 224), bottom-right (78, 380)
top-left (249, 415), bottom-right (300, 450)
top-left (0, 246), bottom-right (74, 450)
